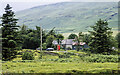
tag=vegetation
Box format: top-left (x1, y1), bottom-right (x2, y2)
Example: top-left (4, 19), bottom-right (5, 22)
top-left (16, 2), bottom-right (118, 33)
top-left (115, 32), bottom-right (120, 48)
top-left (46, 35), bottom-right (55, 48)
top-left (79, 54), bottom-right (118, 63)
top-left (68, 34), bottom-right (77, 39)
top-left (18, 25), bottom-right (46, 49)
top-left (1, 3), bottom-right (119, 75)
top-left (22, 51), bottom-right (34, 60)
top-left (83, 34), bottom-right (91, 44)
top-left (88, 19), bottom-right (117, 54)
top-left (2, 49), bottom-right (119, 74)
top-left (56, 34), bottom-right (64, 45)
top-left (74, 32), bottom-right (84, 51)
top-left (2, 61), bottom-right (119, 74)
top-left (1, 4), bottom-right (20, 61)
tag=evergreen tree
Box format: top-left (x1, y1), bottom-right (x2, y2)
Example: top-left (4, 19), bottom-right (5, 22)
top-left (115, 32), bottom-right (120, 48)
top-left (89, 19), bottom-right (114, 54)
top-left (0, 4), bottom-right (19, 60)
top-left (83, 34), bottom-right (91, 44)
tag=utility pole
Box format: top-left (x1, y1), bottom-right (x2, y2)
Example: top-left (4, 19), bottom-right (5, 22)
top-left (40, 25), bottom-right (42, 51)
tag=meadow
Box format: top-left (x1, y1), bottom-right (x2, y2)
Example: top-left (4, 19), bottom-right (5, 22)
top-left (2, 49), bottom-right (120, 75)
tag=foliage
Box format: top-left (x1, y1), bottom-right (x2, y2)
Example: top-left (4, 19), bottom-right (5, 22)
top-left (56, 34), bottom-right (64, 44)
top-left (18, 26), bottom-right (63, 49)
top-left (46, 35), bottom-right (55, 48)
top-left (0, 4), bottom-right (20, 61)
top-left (79, 54), bottom-right (118, 63)
top-left (67, 47), bottom-right (72, 50)
top-left (89, 19), bottom-right (116, 54)
top-left (115, 32), bottom-right (120, 48)
top-left (2, 61), bottom-right (118, 74)
top-left (19, 26), bottom-right (46, 49)
top-left (83, 34), bottom-right (91, 44)
top-left (58, 53), bottom-right (70, 58)
top-left (68, 34), bottom-right (77, 39)
top-left (22, 51), bottom-right (34, 60)
top-left (2, 49), bottom-right (119, 74)
top-left (74, 32), bottom-right (84, 51)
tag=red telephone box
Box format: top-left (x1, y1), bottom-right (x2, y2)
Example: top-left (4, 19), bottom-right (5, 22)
top-left (57, 45), bottom-right (60, 50)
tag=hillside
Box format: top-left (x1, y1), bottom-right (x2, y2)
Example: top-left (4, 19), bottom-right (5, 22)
top-left (16, 2), bottom-right (118, 33)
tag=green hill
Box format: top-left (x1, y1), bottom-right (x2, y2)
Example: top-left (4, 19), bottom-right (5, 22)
top-left (16, 2), bottom-right (118, 33)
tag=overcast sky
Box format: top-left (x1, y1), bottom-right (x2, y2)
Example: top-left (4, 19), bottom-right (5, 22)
top-left (0, 0), bottom-right (119, 15)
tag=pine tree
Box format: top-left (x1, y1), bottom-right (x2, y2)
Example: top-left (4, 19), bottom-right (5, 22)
top-left (89, 19), bottom-right (113, 54)
top-left (0, 4), bottom-right (19, 60)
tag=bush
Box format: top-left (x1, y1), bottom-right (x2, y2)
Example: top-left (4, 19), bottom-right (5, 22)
top-left (22, 51), bottom-right (34, 60)
top-left (67, 47), bottom-right (72, 50)
top-left (58, 53), bottom-right (70, 58)
top-left (39, 54), bottom-right (43, 59)
top-left (79, 54), bottom-right (118, 63)
top-left (64, 52), bottom-right (75, 55)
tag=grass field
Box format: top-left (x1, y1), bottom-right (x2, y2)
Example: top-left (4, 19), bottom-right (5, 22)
top-left (2, 61), bottom-right (119, 74)
top-left (1, 49), bottom-right (119, 75)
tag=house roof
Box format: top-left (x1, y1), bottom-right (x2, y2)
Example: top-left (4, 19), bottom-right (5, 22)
top-left (62, 39), bottom-right (74, 44)
top-left (52, 40), bottom-right (58, 45)
top-left (52, 39), bottom-right (86, 45)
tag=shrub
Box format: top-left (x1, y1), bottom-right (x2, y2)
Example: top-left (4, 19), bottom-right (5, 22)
top-left (64, 52), bottom-right (75, 55)
top-left (58, 53), bottom-right (70, 58)
top-left (79, 54), bottom-right (118, 63)
top-left (39, 54), bottom-right (42, 59)
top-left (22, 51), bottom-right (34, 60)
top-left (67, 47), bottom-right (72, 50)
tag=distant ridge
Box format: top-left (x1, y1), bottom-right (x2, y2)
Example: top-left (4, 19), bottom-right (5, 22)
top-left (16, 2), bottom-right (118, 33)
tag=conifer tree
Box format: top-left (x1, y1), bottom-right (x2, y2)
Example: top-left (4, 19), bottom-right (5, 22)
top-left (0, 4), bottom-right (19, 60)
top-left (89, 19), bottom-right (114, 54)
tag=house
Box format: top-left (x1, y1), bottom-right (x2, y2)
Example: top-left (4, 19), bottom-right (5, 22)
top-left (52, 39), bottom-right (89, 50)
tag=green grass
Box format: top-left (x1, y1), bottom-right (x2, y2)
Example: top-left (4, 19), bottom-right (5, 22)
top-left (2, 61), bottom-right (119, 74)
top-left (67, 50), bottom-right (87, 55)
top-left (2, 49), bottom-right (119, 74)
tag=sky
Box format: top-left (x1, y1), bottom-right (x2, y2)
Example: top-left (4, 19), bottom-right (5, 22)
top-left (0, 0), bottom-right (120, 15)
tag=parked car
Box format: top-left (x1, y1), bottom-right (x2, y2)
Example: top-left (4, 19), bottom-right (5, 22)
top-left (36, 48), bottom-right (40, 50)
top-left (46, 48), bottom-right (54, 51)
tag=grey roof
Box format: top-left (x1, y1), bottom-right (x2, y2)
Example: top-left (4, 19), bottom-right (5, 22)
top-left (62, 39), bottom-right (74, 44)
top-left (53, 39), bottom-right (75, 45)
top-left (52, 40), bottom-right (58, 45)
top-left (53, 39), bottom-right (86, 45)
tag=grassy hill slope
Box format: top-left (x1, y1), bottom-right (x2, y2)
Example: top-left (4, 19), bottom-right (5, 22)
top-left (16, 2), bottom-right (118, 33)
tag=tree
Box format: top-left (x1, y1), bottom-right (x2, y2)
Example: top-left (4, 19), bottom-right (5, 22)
top-left (89, 19), bottom-right (114, 54)
top-left (46, 27), bottom-right (56, 37)
top-left (0, 4), bottom-right (19, 60)
top-left (19, 26), bottom-right (46, 49)
top-left (68, 34), bottom-right (77, 39)
top-left (115, 32), bottom-right (120, 48)
top-left (83, 34), bottom-right (91, 44)
top-left (46, 35), bottom-right (55, 48)
top-left (20, 24), bottom-right (27, 34)
top-left (74, 32), bottom-right (84, 51)
top-left (56, 34), bottom-right (64, 44)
